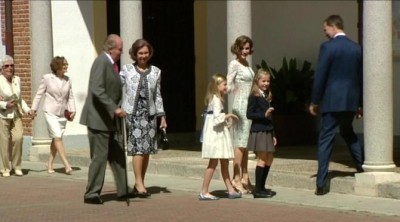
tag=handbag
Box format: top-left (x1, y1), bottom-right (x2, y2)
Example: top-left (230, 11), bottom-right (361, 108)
top-left (64, 110), bottom-right (73, 121)
top-left (159, 128), bottom-right (169, 150)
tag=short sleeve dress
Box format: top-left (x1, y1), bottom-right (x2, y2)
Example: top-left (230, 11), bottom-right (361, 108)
top-left (227, 59), bottom-right (255, 148)
top-left (201, 95), bottom-right (234, 159)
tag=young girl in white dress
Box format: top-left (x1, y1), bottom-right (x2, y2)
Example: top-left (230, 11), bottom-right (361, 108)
top-left (199, 73), bottom-right (242, 200)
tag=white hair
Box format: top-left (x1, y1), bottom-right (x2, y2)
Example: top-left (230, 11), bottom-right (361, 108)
top-left (1, 55), bottom-right (14, 66)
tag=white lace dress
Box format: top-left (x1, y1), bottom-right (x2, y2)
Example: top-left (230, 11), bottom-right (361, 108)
top-left (201, 95), bottom-right (234, 159)
top-left (227, 59), bottom-right (255, 148)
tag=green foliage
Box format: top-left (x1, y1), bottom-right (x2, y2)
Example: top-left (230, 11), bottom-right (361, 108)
top-left (256, 57), bottom-right (314, 115)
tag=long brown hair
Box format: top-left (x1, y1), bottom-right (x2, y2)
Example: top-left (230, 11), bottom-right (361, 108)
top-left (204, 73), bottom-right (226, 105)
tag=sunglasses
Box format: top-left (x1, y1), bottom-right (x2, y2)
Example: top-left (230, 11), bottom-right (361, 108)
top-left (3, 64), bottom-right (14, 68)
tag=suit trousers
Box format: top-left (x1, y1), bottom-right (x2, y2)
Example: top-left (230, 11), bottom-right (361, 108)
top-left (84, 127), bottom-right (128, 199)
top-left (316, 112), bottom-right (364, 188)
top-left (0, 117), bottom-right (23, 173)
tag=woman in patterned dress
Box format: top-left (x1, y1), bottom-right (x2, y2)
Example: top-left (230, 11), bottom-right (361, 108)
top-left (227, 35), bottom-right (255, 194)
top-left (120, 39), bottom-right (167, 197)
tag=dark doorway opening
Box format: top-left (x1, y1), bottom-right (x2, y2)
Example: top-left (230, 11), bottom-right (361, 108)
top-left (106, 0), bottom-right (120, 35)
top-left (105, 1), bottom-right (196, 133)
top-left (142, 1), bottom-right (196, 133)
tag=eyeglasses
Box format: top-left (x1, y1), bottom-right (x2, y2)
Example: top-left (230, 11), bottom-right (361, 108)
top-left (3, 64), bottom-right (14, 68)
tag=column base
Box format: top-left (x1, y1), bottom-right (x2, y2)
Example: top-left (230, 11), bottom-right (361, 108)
top-left (30, 139), bottom-right (52, 162)
top-left (362, 163), bottom-right (396, 172)
top-left (355, 172), bottom-right (400, 197)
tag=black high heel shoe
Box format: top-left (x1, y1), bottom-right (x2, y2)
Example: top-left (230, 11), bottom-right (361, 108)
top-left (133, 186), bottom-right (151, 198)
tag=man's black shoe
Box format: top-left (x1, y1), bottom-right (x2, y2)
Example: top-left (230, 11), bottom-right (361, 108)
top-left (315, 187), bottom-right (329, 196)
top-left (84, 196), bottom-right (104, 204)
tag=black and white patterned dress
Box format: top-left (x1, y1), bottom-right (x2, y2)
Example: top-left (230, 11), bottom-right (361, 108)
top-left (126, 71), bottom-right (157, 155)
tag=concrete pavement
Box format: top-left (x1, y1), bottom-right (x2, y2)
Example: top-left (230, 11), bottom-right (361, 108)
top-left (2, 167), bottom-right (400, 222)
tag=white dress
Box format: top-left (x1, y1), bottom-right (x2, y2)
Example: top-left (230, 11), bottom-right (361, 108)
top-left (227, 59), bottom-right (254, 148)
top-left (201, 95), bottom-right (234, 159)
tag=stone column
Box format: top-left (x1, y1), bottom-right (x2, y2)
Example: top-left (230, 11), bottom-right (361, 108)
top-left (120, 0), bottom-right (143, 66)
top-left (226, 1), bottom-right (254, 158)
top-left (355, 0), bottom-right (400, 196)
top-left (226, 0), bottom-right (251, 112)
top-left (29, 1), bottom-right (53, 161)
top-left (119, 0), bottom-right (143, 182)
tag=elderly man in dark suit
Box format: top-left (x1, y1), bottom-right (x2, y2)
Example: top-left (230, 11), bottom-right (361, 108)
top-left (309, 15), bottom-right (364, 196)
top-left (81, 34), bottom-right (130, 204)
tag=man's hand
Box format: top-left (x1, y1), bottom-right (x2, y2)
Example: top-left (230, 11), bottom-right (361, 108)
top-left (309, 103), bottom-right (319, 116)
top-left (114, 108), bottom-right (127, 118)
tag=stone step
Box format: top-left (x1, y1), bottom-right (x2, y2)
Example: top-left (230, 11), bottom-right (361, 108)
top-left (36, 148), bottom-right (367, 197)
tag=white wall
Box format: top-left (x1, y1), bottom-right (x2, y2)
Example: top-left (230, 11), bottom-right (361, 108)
top-left (51, 1), bottom-right (97, 136)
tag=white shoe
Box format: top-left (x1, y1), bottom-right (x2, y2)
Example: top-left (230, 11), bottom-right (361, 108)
top-left (2, 172), bottom-right (10, 177)
top-left (15, 170), bottom-right (23, 176)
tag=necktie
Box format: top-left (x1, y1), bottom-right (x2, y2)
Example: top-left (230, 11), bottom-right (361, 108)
top-left (113, 63), bottom-right (119, 74)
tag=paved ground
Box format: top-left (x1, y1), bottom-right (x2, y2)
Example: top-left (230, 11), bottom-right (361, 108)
top-left (1, 161), bottom-right (400, 222)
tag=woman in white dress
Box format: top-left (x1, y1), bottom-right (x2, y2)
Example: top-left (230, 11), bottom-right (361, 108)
top-left (227, 35), bottom-right (255, 194)
top-left (199, 73), bottom-right (241, 200)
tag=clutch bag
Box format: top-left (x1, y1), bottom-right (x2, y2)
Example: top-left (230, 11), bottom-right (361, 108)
top-left (64, 110), bottom-right (73, 121)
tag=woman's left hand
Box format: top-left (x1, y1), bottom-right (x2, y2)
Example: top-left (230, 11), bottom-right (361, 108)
top-left (160, 116), bottom-right (167, 129)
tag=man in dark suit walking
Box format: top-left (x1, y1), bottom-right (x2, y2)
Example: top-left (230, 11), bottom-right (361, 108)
top-left (309, 15), bottom-right (364, 196)
top-left (81, 34), bottom-right (130, 204)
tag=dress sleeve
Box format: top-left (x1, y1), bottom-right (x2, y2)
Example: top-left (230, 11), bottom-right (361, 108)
top-left (212, 96), bottom-right (226, 127)
top-left (227, 60), bottom-right (239, 93)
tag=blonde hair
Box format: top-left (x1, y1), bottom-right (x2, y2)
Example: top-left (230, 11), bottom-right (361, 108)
top-left (204, 73), bottom-right (227, 105)
top-left (250, 69), bottom-right (272, 101)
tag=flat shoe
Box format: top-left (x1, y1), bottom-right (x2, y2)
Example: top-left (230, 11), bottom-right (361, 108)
top-left (48, 170), bottom-right (55, 174)
top-left (14, 170), bottom-right (23, 176)
top-left (198, 193), bottom-right (219, 200)
top-left (261, 188), bottom-right (276, 196)
top-left (2, 172), bottom-right (10, 177)
top-left (228, 192), bottom-right (242, 199)
top-left (253, 191), bottom-right (273, 198)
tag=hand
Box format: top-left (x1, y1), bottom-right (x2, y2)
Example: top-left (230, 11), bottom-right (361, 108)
top-left (273, 137), bottom-right (277, 146)
top-left (225, 113), bottom-right (238, 121)
top-left (6, 100), bottom-right (15, 109)
top-left (159, 116), bottom-right (167, 129)
top-left (309, 104), bottom-right (318, 116)
top-left (28, 110), bottom-right (37, 120)
top-left (114, 108), bottom-right (127, 118)
top-left (356, 107), bottom-right (363, 119)
top-left (264, 107), bottom-right (274, 117)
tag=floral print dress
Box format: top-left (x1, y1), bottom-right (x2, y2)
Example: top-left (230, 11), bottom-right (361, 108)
top-left (126, 72), bottom-right (157, 155)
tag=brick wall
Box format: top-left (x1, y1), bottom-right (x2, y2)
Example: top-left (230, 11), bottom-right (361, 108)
top-left (1, 0), bottom-right (32, 136)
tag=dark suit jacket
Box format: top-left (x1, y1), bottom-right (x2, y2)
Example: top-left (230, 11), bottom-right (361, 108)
top-left (311, 35), bottom-right (362, 113)
top-left (246, 95), bottom-right (274, 132)
top-left (80, 52), bottom-right (122, 131)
